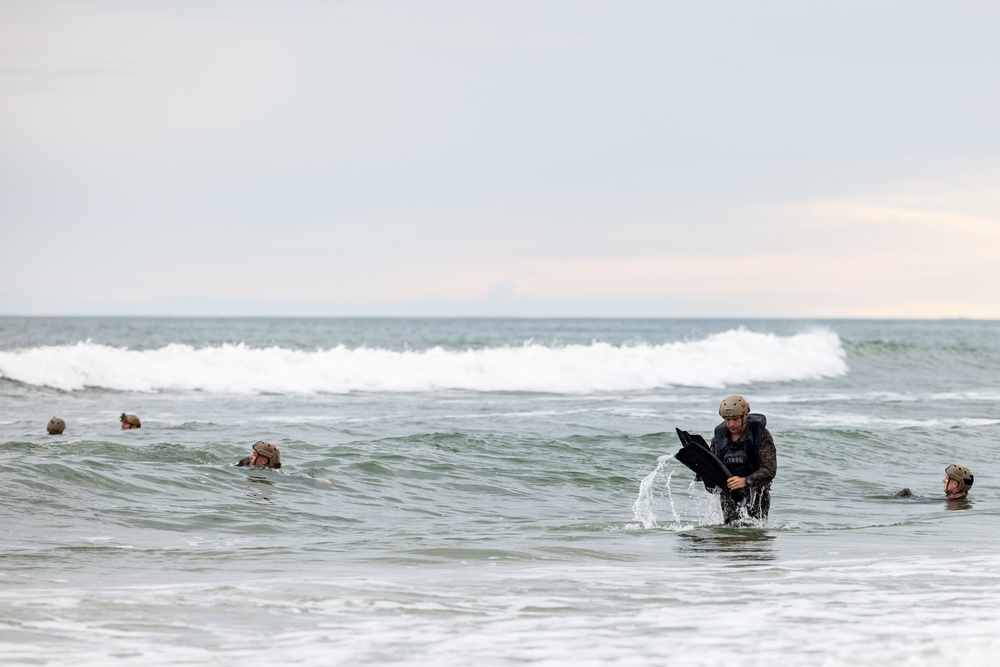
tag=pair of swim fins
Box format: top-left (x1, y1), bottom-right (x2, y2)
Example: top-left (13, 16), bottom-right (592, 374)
top-left (674, 427), bottom-right (745, 503)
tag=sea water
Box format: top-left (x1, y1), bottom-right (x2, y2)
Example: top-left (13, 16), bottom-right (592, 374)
top-left (0, 317), bottom-right (997, 666)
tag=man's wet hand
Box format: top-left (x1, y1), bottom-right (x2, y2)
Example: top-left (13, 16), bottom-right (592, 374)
top-left (726, 476), bottom-right (747, 490)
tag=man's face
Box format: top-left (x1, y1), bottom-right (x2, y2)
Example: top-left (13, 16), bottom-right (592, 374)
top-left (724, 414), bottom-right (747, 438)
top-left (943, 475), bottom-right (961, 495)
top-left (121, 422), bottom-right (137, 430)
top-left (249, 451), bottom-right (270, 468)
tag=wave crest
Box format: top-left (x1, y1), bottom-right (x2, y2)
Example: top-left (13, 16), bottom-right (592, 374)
top-left (0, 328), bottom-right (847, 394)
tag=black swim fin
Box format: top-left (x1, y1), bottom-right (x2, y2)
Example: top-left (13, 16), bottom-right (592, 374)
top-left (676, 427), bottom-right (711, 452)
top-left (673, 427), bottom-right (745, 503)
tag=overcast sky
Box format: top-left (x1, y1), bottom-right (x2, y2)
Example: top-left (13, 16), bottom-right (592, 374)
top-left (2, 1), bottom-right (999, 318)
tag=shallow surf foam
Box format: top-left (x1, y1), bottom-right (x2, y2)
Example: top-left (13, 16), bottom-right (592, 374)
top-left (0, 328), bottom-right (846, 394)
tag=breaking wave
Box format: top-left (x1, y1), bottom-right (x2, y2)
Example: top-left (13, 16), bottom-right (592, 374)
top-left (0, 328), bottom-right (847, 394)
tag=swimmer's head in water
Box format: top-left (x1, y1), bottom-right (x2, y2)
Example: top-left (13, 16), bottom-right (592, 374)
top-left (944, 464), bottom-right (974, 493)
top-left (252, 441), bottom-right (281, 468)
top-left (47, 416), bottom-right (66, 434)
top-left (120, 413), bottom-right (141, 429)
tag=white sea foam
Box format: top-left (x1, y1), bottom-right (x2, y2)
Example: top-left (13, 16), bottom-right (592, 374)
top-left (784, 412), bottom-right (1000, 429)
top-left (0, 328), bottom-right (847, 395)
top-left (3, 558), bottom-right (999, 667)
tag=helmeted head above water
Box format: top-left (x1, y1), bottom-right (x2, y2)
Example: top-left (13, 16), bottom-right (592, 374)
top-left (945, 464), bottom-right (974, 493)
top-left (47, 416), bottom-right (66, 435)
top-left (719, 395), bottom-right (750, 419)
top-left (252, 441), bottom-right (281, 468)
top-left (120, 412), bottom-right (141, 428)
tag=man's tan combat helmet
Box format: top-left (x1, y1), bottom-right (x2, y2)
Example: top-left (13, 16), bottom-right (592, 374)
top-left (945, 464), bottom-right (974, 493)
top-left (253, 441), bottom-right (281, 468)
top-left (47, 417), bottom-right (66, 435)
top-left (719, 395), bottom-right (750, 418)
top-left (120, 412), bottom-right (141, 427)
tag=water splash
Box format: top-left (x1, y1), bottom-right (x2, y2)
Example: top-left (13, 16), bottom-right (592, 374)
top-left (663, 468), bottom-right (692, 528)
top-left (631, 455), bottom-right (671, 529)
top-left (630, 455), bottom-right (700, 531)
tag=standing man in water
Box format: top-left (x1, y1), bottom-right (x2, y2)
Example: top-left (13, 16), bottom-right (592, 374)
top-left (710, 395), bottom-right (777, 525)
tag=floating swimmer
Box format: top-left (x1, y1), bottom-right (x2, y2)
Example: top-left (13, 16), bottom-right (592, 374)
top-left (120, 412), bottom-right (141, 430)
top-left (236, 441), bottom-right (282, 469)
top-left (895, 464), bottom-right (974, 504)
top-left (942, 464), bottom-right (974, 500)
top-left (234, 440), bottom-right (331, 484)
top-left (46, 416), bottom-right (66, 435)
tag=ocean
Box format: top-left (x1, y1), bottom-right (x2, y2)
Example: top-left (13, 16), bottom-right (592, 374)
top-left (0, 317), bottom-right (997, 666)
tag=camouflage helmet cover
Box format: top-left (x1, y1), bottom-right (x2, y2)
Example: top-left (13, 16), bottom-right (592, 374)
top-left (47, 416), bottom-right (66, 434)
top-left (252, 440), bottom-right (281, 468)
top-left (719, 395), bottom-right (750, 418)
top-left (120, 412), bottom-right (141, 427)
top-left (945, 464), bottom-right (974, 493)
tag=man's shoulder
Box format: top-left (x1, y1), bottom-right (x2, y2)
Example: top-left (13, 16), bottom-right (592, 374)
top-left (711, 421), bottom-right (728, 442)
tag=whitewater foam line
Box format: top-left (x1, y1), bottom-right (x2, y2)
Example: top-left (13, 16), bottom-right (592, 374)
top-left (0, 328), bottom-right (847, 395)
